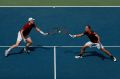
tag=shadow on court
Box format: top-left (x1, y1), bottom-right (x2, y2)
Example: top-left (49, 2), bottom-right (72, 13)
top-left (0, 47), bottom-right (54, 79)
top-left (8, 45), bottom-right (52, 56)
top-left (83, 51), bottom-right (109, 60)
top-left (64, 50), bottom-right (109, 61)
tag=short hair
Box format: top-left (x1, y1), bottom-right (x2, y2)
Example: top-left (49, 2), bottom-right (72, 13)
top-left (86, 25), bottom-right (91, 29)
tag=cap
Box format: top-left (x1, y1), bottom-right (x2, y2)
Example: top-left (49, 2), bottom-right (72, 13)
top-left (28, 17), bottom-right (35, 21)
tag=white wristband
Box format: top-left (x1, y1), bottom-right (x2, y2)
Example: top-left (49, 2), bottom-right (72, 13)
top-left (40, 30), bottom-right (45, 35)
top-left (74, 35), bottom-right (77, 37)
top-left (69, 34), bottom-right (76, 38)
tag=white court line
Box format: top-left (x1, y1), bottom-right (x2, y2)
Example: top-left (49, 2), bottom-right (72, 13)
top-left (0, 46), bottom-right (120, 48)
top-left (54, 46), bottom-right (56, 79)
top-left (0, 6), bottom-right (120, 7)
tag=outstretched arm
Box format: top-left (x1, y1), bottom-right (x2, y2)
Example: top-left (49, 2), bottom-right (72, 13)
top-left (75, 33), bottom-right (84, 37)
top-left (35, 27), bottom-right (48, 35)
top-left (69, 33), bottom-right (84, 38)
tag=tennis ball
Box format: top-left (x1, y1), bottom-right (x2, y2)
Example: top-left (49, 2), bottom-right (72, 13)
top-left (58, 30), bottom-right (61, 33)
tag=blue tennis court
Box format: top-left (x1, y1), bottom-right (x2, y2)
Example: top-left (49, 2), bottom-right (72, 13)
top-left (0, 7), bottom-right (120, 79)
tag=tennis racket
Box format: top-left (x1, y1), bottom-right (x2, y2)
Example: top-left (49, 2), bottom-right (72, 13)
top-left (47, 27), bottom-right (59, 35)
top-left (57, 26), bottom-right (71, 35)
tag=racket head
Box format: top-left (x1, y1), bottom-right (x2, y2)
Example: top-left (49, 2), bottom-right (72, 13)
top-left (57, 26), bottom-right (70, 35)
top-left (47, 26), bottom-right (71, 35)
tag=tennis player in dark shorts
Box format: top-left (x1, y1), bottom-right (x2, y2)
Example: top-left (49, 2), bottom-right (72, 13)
top-left (5, 17), bottom-right (48, 57)
top-left (69, 25), bottom-right (117, 62)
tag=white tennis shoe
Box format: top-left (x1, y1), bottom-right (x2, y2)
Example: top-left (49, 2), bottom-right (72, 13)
top-left (112, 56), bottom-right (117, 62)
top-left (75, 55), bottom-right (83, 59)
top-left (5, 50), bottom-right (9, 57)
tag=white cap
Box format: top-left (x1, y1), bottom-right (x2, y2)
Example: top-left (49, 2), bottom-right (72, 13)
top-left (28, 17), bottom-right (35, 21)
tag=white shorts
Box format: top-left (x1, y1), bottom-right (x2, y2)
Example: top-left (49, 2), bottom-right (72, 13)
top-left (17, 31), bottom-right (22, 42)
top-left (17, 31), bottom-right (30, 42)
top-left (85, 41), bottom-right (104, 49)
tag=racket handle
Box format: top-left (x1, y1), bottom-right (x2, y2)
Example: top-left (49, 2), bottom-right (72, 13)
top-left (69, 34), bottom-right (76, 38)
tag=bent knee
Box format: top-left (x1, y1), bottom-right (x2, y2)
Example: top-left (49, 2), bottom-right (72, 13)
top-left (14, 44), bottom-right (19, 47)
top-left (81, 46), bottom-right (87, 50)
top-left (100, 47), bottom-right (105, 50)
top-left (27, 41), bottom-right (32, 44)
top-left (26, 39), bottom-right (32, 44)
top-left (83, 45), bottom-right (89, 49)
top-left (29, 41), bottom-right (32, 44)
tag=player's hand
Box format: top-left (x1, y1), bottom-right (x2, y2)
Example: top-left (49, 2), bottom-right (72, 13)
top-left (43, 33), bottom-right (48, 36)
top-left (69, 34), bottom-right (76, 38)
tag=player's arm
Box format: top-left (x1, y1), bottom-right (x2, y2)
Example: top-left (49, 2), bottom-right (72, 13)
top-left (20, 29), bottom-right (27, 42)
top-left (95, 32), bottom-right (100, 42)
top-left (35, 26), bottom-right (48, 35)
top-left (76, 33), bottom-right (84, 37)
top-left (69, 33), bottom-right (84, 38)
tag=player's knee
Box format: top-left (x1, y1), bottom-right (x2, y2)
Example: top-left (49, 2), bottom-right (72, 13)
top-left (28, 41), bottom-right (32, 44)
top-left (100, 48), bottom-right (104, 51)
top-left (27, 39), bottom-right (32, 44)
top-left (83, 45), bottom-right (89, 49)
top-left (30, 41), bottom-right (32, 44)
top-left (14, 43), bottom-right (19, 47)
top-left (81, 46), bottom-right (86, 51)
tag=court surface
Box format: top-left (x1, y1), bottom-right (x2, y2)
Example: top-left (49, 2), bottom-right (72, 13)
top-left (0, 0), bottom-right (120, 6)
top-left (0, 7), bottom-right (120, 79)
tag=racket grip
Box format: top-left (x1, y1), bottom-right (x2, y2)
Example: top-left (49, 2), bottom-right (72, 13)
top-left (69, 34), bottom-right (76, 38)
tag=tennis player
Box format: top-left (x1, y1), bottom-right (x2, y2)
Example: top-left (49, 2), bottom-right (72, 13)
top-left (69, 25), bottom-right (117, 62)
top-left (5, 17), bottom-right (48, 57)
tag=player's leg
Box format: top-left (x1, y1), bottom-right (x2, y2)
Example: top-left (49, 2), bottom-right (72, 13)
top-left (75, 41), bottom-right (92, 59)
top-left (96, 43), bottom-right (117, 62)
top-left (24, 37), bottom-right (32, 53)
top-left (26, 37), bottom-right (32, 47)
top-left (100, 48), bottom-right (112, 56)
top-left (5, 41), bottom-right (21, 56)
top-left (100, 48), bottom-right (117, 62)
top-left (5, 32), bottom-right (22, 56)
